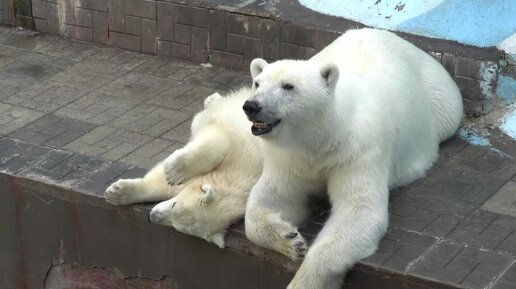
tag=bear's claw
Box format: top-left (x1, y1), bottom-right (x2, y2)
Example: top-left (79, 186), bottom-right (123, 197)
top-left (286, 232), bottom-right (308, 263)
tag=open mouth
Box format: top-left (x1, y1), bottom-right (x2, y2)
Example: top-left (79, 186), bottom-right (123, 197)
top-left (251, 120), bottom-right (281, 136)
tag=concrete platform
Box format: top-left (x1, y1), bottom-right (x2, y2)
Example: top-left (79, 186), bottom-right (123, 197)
top-left (0, 26), bottom-right (515, 289)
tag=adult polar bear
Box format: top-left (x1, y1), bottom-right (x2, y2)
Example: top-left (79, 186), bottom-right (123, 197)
top-left (243, 28), bottom-right (463, 289)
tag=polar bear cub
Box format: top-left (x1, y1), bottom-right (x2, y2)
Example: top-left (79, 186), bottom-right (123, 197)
top-left (242, 28), bottom-right (463, 289)
top-left (105, 87), bottom-right (262, 248)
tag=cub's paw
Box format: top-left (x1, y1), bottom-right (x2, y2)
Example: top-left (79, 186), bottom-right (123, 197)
top-left (164, 150), bottom-right (192, 185)
top-left (203, 92), bottom-right (222, 108)
top-left (105, 179), bottom-right (140, 205)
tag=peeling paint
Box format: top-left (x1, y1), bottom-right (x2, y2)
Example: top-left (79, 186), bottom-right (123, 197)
top-left (300, 0), bottom-right (516, 51)
top-left (501, 109), bottom-right (516, 140)
top-left (479, 62), bottom-right (499, 99)
top-left (496, 75), bottom-right (516, 104)
top-left (458, 126), bottom-right (490, 146)
top-left (299, 0), bottom-right (443, 30)
top-left (44, 263), bottom-right (178, 289)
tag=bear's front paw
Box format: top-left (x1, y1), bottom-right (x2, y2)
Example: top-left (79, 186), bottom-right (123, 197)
top-left (281, 229), bottom-right (308, 263)
top-left (254, 213), bottom-right (308, 263)
top-left (164, 150), bottom-right (192, 185)
top-left (105, 179), bottom-right (139, 205)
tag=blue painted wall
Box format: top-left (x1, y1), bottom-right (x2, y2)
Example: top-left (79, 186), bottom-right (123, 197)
top-left (300, 0), bottom-right (516, 54)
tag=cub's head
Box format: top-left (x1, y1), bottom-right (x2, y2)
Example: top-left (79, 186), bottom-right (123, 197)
top-left (149, 184), bottom-right (227, 248)
top-left (243, 58), bottom-right (339, 137)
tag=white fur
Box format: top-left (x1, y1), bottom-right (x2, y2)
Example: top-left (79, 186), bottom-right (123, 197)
top-left (105, 87), bottom-right (263, 248)
top-left (245, 28), bottom-right (463, 289)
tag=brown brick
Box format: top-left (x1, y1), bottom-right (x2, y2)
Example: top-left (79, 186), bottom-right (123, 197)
top-left (16, 15), bottom-right (35, 30)
top-left (244, 37), bottom-right (261, 67)
top-left (124, 15), bottom-right (141, 36)
top-left (157, 39), bottom-right (172, 57)
top-left (34, 18), bottom-right (47, 33)
top-left (77, 0), bottom-right (108, 12)
top-left (306, 47), bottom-right (318, 58)
top-left (455, 76), bottom-right (483, 101)
top-left (141, 19), bottom-right (157, 54)
top-left (125, 0), bottom-right (156, 19)
top-left (281, 23), bottom-right (317, 48)
top-left (174, 23), bottom-right (190, 44)
top-left (442, 53), bottom-right (456, 76)
top-left (92, 11), bottom-right (108, 44)
top-left (318, 30), bottom-right (340, 50)
top-left (174, 4), bottom-right (208, 28)
top-left (226, 33), bottom-right (244, 54)
top-left (32, 0), bottom-right (46, 19)
top-left (170, 42), bottom-right (190, 60)
top-left (208, 10), bottom-right (225, 50)
top-left (210, 50), bottom-right (243, 70)
top-left (46, 3), bottom-right (60, 35)
top-left (191, 26), bottom-right (208, 63)
top-left (75, 8), bottom-right (92, 28)
top-left (157, 2), bottom-right (174, 41)
top-left (455, 56), bottom-right (483, 79)
top-left (108, 31), bottom-right (141, 52)
top-left (261, 19), bottom-right (280, 61)
top-left (62, 25), bottom-right (93, 42)
top-left (108, 0), bottom-right (125, 32)
top-left (280, 42), bottom-right (308, 60)
top-left (226, 14), bottom-right (261, 38)
top-left (16, 0), bottom-right (32, 17)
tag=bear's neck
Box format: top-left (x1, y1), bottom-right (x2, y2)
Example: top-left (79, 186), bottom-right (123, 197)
top-left (267, 102), bottom-right (351, 156)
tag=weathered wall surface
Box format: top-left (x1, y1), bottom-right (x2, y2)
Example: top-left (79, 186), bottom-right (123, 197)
top-left (0, 173), bottom-right (295, 289)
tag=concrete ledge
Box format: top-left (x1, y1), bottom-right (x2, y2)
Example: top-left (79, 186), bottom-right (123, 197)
top-left (0, 156), bottom-right (455, 289)
top-left (1, 135), bottom-right (516, 289)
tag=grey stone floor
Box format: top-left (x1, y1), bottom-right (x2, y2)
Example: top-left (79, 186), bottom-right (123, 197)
top-left (0, 26), bottom-right (250, 169)
top-left (1, 26), bottom-right (516, 289)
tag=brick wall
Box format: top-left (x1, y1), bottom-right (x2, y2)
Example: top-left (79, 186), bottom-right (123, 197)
top-left (1, 0), bottom-right (14, 25)
top-left (12, 0), bottom-right (342, 70)
top-left (5, 0), bottom-right (513, 116)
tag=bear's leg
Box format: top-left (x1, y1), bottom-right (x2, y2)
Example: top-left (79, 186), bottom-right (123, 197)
top-left (287, 166), bottom-right (389, 289)
top-left (164, 126), bottom-right (230, 185)
top-left (245, 175), bottom-right (317, 263)
top-left (106, 161), bottom-right (184, 205)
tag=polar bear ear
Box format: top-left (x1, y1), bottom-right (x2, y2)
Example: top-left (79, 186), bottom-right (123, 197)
top-left (200, 184), bottom-right (215, 204)
top-left (250, 58), bottom-right (268, 78)
top-left (320, 64), bottom-right (339, 90)
top-left (210, 231), bottom-right (226, 248)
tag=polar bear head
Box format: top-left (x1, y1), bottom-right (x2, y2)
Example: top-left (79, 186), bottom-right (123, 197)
top-left (149, 184), bottom-right (227, 248)
top-left (243, 58), bottom-right (339, 137)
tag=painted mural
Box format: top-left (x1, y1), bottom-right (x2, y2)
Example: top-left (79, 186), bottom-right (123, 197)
top-left (299, 0), bottom-right (516, 54)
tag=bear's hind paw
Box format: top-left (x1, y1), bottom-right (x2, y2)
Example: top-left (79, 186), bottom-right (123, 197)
top-left (105, 179), bottom-right (139, 205)
top-left (164, 151), bottom-right (192, 185)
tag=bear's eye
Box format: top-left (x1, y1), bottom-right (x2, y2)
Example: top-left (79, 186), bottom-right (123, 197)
top-left (282, 83), bottom-right (294, 90)
top-left (254, 81), bottom-right (259, 88)
top-left (171, 201), bottom-right (176, 209)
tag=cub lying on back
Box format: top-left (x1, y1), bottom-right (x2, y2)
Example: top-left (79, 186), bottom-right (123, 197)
top-left (105, 87), bottom-right (262, 248)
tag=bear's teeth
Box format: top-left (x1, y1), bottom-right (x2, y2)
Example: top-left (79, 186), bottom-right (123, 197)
top-left (253, 121), bottom-right (268, 129)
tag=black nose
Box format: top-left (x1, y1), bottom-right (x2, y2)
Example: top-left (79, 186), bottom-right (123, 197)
top-left (243, 100), bottom-right (261, 117)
